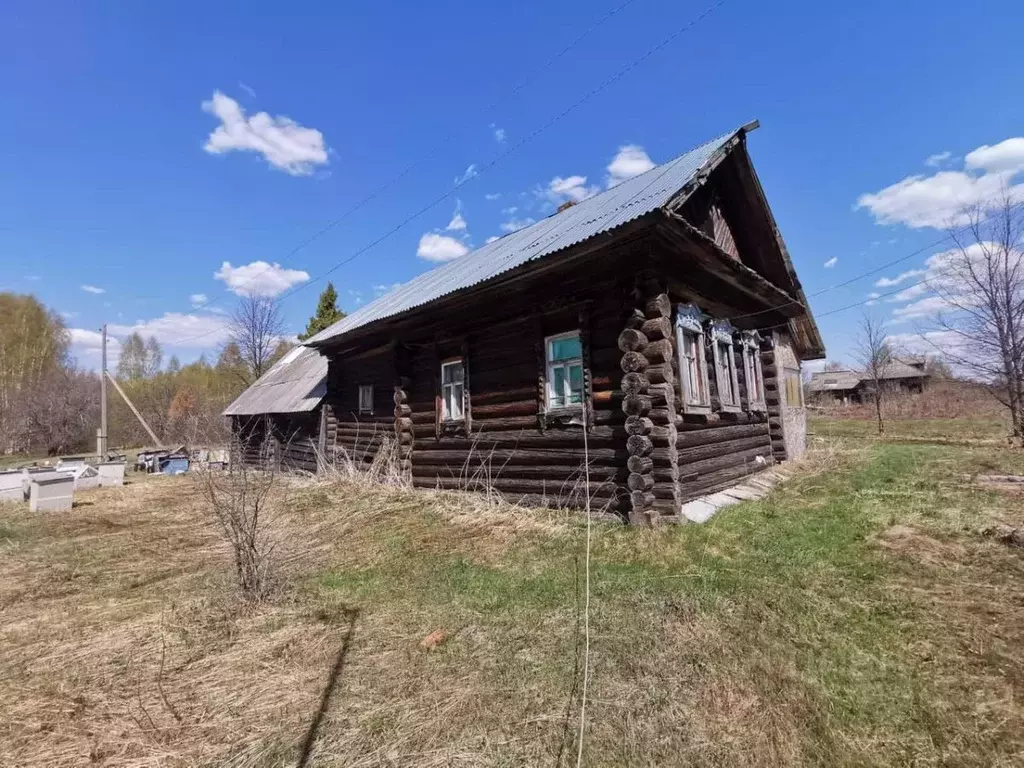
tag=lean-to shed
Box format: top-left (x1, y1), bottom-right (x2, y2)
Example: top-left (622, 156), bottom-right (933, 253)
top-left (222, 346), bottom-right (328, 472)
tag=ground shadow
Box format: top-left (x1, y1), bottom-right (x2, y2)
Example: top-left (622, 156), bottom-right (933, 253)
top-left (296, 606), bottom-right (360, 767)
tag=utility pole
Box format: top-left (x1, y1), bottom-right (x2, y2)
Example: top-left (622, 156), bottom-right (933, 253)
top-left (98, 324), bottom-right (108, 456)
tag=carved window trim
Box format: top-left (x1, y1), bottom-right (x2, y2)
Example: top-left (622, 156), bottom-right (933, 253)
top-left (740, 331), bottom-right (766, 411)
top-left (709, 320), bottom-right (741, 412)
top-left (544, 330), bottom-right (584, 414)
top-left (675, 304), bottom-right (711, 414)
top-left (440, 357), bottom-right (465, 423)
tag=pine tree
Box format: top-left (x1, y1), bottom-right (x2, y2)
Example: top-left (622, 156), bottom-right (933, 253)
top-left (298, 282), bottom-right (345, 341)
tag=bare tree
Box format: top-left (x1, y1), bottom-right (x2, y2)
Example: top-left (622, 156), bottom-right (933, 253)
top-left (855, 311), bottom-right (893, 435)
top-left (923, 191), bottom-right (1024, 440)
top-left (228, 294), bottom-right (286, 386)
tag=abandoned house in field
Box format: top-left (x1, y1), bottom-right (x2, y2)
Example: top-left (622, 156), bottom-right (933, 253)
top-left (807, 358), bottom-right (929, 405)
top-left (272, 122), bottom-right (826, 524)
top-left (223, 346), bottom-right (328, 472)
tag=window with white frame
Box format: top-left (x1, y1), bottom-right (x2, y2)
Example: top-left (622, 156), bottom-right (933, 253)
top-left (545, 331), bottom-right (584, 410)
top-left (358, 383), bottom-right (374, 415)
top-left (441, 359), bottom-right (465, 421)
top-left (709, 321), bottom-right (740, 410)
top-left (675, 304), bottom-right (710, 412)
top-left (741, 332), bottom-right (766, 410)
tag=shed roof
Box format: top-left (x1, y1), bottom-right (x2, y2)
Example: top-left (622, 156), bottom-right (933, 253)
top-left (307, 128), bottom-right (747, 347)
top-left (222, 345), bottom-right (326, 416)
top-left (807, 370), bottom-right (862, 392)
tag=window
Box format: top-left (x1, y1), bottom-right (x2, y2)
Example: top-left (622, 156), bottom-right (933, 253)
top-left (545, 331), bottom-right (584, 410)
top-left (441, 359), bottom-right (465, 421)
top-left (709, 321), bottom-right (740, 411)
top-left (358, 384), bottom-right (374, 415)
top-left (675, 304), bottom-right (710, 412)
top-left (741, 332), bottom-right (766, 410)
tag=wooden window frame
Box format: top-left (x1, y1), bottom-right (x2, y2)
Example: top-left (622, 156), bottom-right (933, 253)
top-left (709, 321), bottom-right (741, 413)
top-left (440, 357), bottom-right (466, 423)
top-left (544, 330), bottom-right (584, 414)
top-left (741, 332), bottom-right (766, 412)
top-left (675, 304), bottom-right (711, 414)
top-left (357, 383), bottom-right (374, 415)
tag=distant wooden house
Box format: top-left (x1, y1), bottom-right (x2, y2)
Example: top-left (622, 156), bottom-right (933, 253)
top-left (222, 346), bottom-right (328, 473)
top-left (808, 359), bottom-right (929, 404)
top-left (294, 123), bottom-right (824, 523)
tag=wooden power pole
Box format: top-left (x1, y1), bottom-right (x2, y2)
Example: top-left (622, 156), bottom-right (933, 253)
top-left (98, 324), bottom-right (108, 455)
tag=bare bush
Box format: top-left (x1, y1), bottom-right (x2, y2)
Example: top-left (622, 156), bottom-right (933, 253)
top-left (198, 461), bottom-right (280, 602)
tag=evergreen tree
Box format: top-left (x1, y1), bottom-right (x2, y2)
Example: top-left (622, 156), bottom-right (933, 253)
top-left (298, 282), bottom-right (345, 341)
top-left (166, 355), bottom-right (181, 374)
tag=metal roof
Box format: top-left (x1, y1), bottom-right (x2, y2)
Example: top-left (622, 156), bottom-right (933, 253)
top-left (222, 345), bottom-right (326, 416)
top-left (307, 129), bottom-right (739, 346)
top-left (807, 370), bottom-right (862, 392)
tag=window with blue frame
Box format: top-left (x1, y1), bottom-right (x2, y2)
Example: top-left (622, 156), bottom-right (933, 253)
top-left (545, 331), bottom-right (584, 410)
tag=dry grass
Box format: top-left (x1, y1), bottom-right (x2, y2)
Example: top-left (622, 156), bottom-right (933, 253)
top-left (1, 432), bottom-right (1023, 766)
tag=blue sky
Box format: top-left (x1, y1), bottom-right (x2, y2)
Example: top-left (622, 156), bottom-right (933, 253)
top-left (2, 0), bottom-right (1023, 371)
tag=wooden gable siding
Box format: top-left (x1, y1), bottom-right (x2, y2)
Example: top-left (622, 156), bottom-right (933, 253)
top-left (323, 347), bottom-right (394, 468)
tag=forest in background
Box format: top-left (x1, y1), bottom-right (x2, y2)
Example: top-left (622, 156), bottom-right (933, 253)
top-left (0, 283), bottom-right (344, 456)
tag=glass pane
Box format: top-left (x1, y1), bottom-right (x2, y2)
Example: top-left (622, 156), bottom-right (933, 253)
top-left (568, 363), bottom-right (583, 403)
top-left (552, 365), bottom-right (567, 407)
top-left (549, 335), bottom-right (581, 362)
top-left (442, 361), bottom-right (464, 384)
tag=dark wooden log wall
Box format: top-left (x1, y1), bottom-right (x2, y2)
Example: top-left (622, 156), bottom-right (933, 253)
top-left (270, 412), bottom-right (320, 473)
top-left (403, 274), bottom-right (629, 514)
top-left (323, 349), bottom-right (395, 468)
top-left (761, 337), bottom-right (786, 462)
top-left (231, 415), bottom-right (273, 469)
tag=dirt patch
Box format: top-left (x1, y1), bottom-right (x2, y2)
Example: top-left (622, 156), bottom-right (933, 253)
top-left (873, 524), bottom-right (964, 565)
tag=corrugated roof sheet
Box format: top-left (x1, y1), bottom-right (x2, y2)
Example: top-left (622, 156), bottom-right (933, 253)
top-left (807, 361), bottom-right (928, 392)
top-left (222, 346), bottom-right (326, 416)
top-left (307, 129), bottom-right (738, 346)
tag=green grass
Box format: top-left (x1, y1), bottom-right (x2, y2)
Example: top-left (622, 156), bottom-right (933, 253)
top-left (2, 432), bottom-right (1023, 766)
top-left (810, 414), bottom-right (1008, 442)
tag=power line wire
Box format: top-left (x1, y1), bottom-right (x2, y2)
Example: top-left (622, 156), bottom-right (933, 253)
top-left (170, 0), bottom-right (729, 347)
top-left (183, 0), bottom-right (644, 318)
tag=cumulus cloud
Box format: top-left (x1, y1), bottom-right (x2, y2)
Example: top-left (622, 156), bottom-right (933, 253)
top-left (606, 144), bottom-right (655, 188)
top-left (81, 284), bottom-right (105, 294)
top-left (891, 295), bottom-right (952, 321)
top-left (490, 123), bottom-right (506, 143)
top-left (189, 293), bottom-right (208, 307)
top-left (824, 257), bottom-right (838, 268)
top-left (887, 282), bottom-right (929, 302)
top-left (74, 312), bottom-right (231, 360)
top-left (856, 136), bottom-right (1024, 229)
top-left (69, 328), bottom-right (123, 369)
top-left (875, 269), bottom-right (925, 287)
top-left (546, 175), bottom-right (598, 205)
top-left (417, 233), bottom-right (469, 262)
top-left (214, 260), bottom-right (310, 297)
top-left (202, 91), bottom-right (328, 176)
top-left (484, 192), bottom-right (501, 201)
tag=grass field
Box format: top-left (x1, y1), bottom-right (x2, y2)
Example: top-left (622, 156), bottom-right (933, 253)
top-left (2, 424), bottom-right (1023, 766)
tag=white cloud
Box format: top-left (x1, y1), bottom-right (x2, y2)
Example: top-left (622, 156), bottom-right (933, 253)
top-left (485, 236), bottom-right (500, 244)
top-left (108, 312), bottom-right (231, 348)
top-left (81, 284), bottom-right (105, 294)
top-left (606, 144), bottom-right (655, 188)
top-left (484, 192), bottom-right (501, 201)
top-left (964, 138), bottom-right (1024, 174)
top-left (69, 328), bottom-right (122, 369)
top-left (546, 175), bottom-right (598, 205)
top-left (61, 311), bottom-right (79, 320)
top-left (891, 295), bottom-right (952, 321)
top-left (500, 217), bottom-right (535, 234)
top-left (24, 275), bottom-right (40, 281)
top-left (823, 257), bottom-right (838, 268)
top-left (189, 293), bottom-right (208, 307)
top-left (454, 164), bottom-right (478, 185)
top-left (924, 151), bottom-right (952, 167)
top-left (238, 81), bottom-right (257, 99)
top-left (446, 200), bottom-right (467, 232)
top-left (887, 282), bottom-right (928, 302)
top-left (490, 123), bottom-right (506, 143)
top-left (875, 269), bottom-right (925, 287)
top-left (214, 260), bottom-right (310, 297)
top-left (856, 136), bottom-right (1024, 229)
top-left (202, 91), bottom-right (328, 176)
top-left (867, 291), bottom-right (881, 299)
top-left (501, 206), bottom-right (518, 216)
top-left (417, 233), bottom-right (469, 262)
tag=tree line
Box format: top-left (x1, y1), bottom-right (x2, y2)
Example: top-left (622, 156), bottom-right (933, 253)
top-left (0, 283), bottom-right (345, 456)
